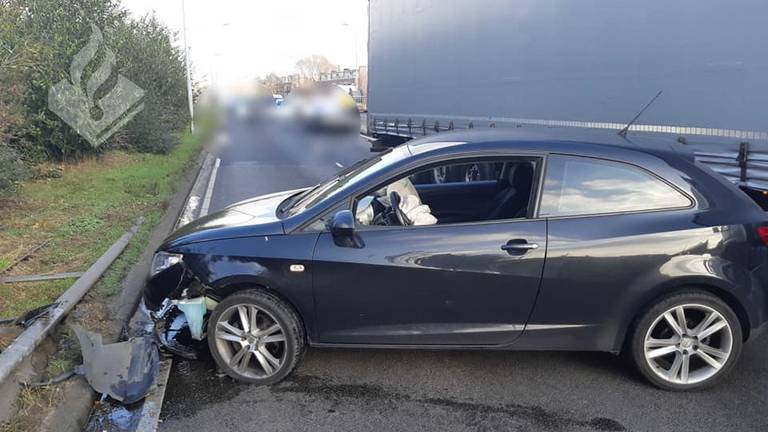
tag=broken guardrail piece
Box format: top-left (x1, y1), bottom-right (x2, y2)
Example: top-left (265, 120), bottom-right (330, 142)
top-left (0, 303), bottom-right (58, 328)
top-left (73, 325), bottom-right (159, 404)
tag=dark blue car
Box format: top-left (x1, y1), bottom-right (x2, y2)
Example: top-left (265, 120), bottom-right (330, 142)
top-left (144, 130), bottom-right (768, 391)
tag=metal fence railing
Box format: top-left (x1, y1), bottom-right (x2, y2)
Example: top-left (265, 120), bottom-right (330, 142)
top-left (353, 96), bottom-right (368, 112)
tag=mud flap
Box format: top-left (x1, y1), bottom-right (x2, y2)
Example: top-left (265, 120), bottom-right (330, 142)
top-left (73, 325), bottom-right (160, 404)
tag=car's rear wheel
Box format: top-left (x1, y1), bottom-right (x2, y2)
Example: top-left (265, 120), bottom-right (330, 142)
top-left (629, 290), bottom-right (742, 391)
top-left (207, 289), bottom-right (305, 385)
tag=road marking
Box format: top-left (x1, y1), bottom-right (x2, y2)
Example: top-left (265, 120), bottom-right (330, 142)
top-left (200, 157), bottom-right (221, 217)
top-left (134, 359), bottom-right (173, 432)
top-left (176, 195), bottom-right (200, 228)
top-left (335, 162), bottom-right (344, 168)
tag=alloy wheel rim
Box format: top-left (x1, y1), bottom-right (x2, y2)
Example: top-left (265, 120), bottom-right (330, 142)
top-left (214, 304), bottom-right (287, 379)
top-left (644, 303), bottom-right (733, 385)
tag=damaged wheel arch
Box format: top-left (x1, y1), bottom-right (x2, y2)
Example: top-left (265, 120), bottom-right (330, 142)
top-left (146, 268), bottom-right (310, 361)
top-left (209, 279), bottom-right (305, 318)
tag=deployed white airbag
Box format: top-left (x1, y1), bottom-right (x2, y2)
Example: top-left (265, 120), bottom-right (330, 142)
top-left (386, 178), bottom-right (437, 226)
top-left (399, 194), bottom-right (437, 225)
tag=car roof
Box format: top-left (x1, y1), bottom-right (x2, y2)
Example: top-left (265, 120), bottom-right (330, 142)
top-left (406, 128), bottom-right (693, 163)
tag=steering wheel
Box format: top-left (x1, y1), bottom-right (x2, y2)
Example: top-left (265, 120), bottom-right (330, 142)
top-left (388, 191), bottom-right (411, 226)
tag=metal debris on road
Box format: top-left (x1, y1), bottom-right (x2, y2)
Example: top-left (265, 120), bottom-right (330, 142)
top-left (0, 239), bottom-right (52, 274)
top-left (0, 302), bottom-right (59, 328)
top-left (0, 272), bottom-right (84, 284)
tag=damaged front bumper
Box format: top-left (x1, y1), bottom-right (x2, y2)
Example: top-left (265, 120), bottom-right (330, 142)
top-left (146, 296), bottom-right (218, 360)
top-left (144, 258), bottom-right (217, 360)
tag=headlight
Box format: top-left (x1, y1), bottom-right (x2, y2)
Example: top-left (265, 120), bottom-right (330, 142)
top-left (150, 252), bottom-right (183, 277)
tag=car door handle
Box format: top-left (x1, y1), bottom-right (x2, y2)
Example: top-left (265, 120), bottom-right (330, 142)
top-left (501, 240), bottom-right (539, 253)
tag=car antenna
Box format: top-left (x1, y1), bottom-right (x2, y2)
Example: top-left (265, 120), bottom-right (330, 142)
top-left (618, 90), bottom-right (663, 138)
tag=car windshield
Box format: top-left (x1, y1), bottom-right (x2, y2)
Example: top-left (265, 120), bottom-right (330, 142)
top-left (279, 146), bottom-right (409, 217)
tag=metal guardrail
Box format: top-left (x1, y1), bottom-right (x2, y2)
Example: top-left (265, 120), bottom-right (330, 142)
top-left (367, 114), bottom-right (768, 191)
top-left (353, 96), bottom-right (368, 112)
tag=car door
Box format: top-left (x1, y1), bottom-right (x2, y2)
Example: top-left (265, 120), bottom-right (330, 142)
top-left (517, 154), bottom-right (697, 351)
top-left (311, 157), bottom-right (546, 346)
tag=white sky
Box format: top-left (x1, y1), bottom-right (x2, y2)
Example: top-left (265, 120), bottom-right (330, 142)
top-left (120, 0), bottom-right (368, 88)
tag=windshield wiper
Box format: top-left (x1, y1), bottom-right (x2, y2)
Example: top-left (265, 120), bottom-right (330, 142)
top-left (278, 190), bottom-right (308, 217)
top-left (286, 176), bottom-right (343, 216)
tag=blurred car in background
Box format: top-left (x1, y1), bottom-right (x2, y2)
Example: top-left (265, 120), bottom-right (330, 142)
top-left (230, 94), bottom-right (275, 123)
top-left (304, 85), bottom-right (360, 133)
top-left (279, 84), bottom-right (360, 133)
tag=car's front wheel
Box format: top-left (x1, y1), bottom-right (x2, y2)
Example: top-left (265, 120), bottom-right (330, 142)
top-left (207, 289), bottom-right (305, 385)
top-left (629, 290), bottom-right (742, 391)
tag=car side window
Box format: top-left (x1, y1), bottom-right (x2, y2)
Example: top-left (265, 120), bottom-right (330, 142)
top-left (301, 201), bottom-right (349, 232)
top-left (354, 158), bottom-right (539, 228)
top-left (409, 162), bottom-right (504, 185)
top-left (539, 155), bottom-right (691, 217)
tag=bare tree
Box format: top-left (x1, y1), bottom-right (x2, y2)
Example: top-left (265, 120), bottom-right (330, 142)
top-left (259, 72), bottom-right (282, 95)
top-left (295, 55), bottom-right (336, 82)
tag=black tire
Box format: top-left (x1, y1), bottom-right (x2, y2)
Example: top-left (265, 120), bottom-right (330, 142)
top-left (628, 289), bottom-right (742, 391)
top-left (207, 289), bottom-right (305, 385)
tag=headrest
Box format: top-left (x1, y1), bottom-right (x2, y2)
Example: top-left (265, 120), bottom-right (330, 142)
top-left (507, 162), bottom-right (534, 188)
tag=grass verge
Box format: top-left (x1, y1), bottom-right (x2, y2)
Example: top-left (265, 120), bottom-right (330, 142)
top-left (0, 113), bottom-right (214, 320)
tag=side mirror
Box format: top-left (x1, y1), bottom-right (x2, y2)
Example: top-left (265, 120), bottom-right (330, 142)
top-left (330, 210), bottom-right (355, 237)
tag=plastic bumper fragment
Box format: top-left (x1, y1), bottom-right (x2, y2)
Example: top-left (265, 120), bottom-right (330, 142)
top-left (73, 325), bottom-right (160, 404)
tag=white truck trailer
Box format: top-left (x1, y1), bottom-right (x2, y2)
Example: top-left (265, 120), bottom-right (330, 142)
top-left (366, 0), bottom-right (768, 192)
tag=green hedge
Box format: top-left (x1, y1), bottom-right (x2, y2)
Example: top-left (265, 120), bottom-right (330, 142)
top-left (0, 0), bottom-right (191, 192)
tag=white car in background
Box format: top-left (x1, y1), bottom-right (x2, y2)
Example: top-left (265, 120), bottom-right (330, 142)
top-left (281, 84), bottom-right (360, 133)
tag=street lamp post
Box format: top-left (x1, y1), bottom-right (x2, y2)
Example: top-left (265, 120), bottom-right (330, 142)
top-left (181, 0), bottom-right (194, 133)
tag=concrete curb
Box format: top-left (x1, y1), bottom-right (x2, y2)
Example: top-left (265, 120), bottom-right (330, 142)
top-left (134, 359), bottom-right (173, 432)
top-left (111, 149), bottom-right (212, 335)
top-left (38, 376), bottom-right (93, 432)
top-left (128, 150), bottom-right (219, 432)
top-left (177, 152), bottom-right (214, 228)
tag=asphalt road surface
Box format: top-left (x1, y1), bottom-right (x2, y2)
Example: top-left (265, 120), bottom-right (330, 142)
top-left (158, 112), bottom-right (768, 432)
